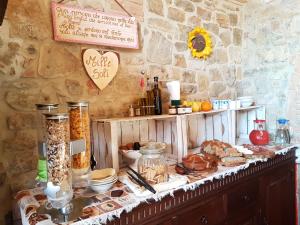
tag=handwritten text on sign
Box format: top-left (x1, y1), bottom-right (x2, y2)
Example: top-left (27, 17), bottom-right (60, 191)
top-left (51, 2), bottom-right (139, 49)
top-left (83, 49), bottom-right (119, 91)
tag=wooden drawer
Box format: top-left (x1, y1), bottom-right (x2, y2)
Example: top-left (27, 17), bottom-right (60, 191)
top-left (177, 195), bottom-right (225, 225)
top-left (227, 181), bottom-right (258, 217)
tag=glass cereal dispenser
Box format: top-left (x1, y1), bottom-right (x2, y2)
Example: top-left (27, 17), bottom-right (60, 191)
top-left (44, 113), bottom-right (73, 209)
top-left (35, 103), bottom-right (59, 185)
top-left (67, 101), bottom-right (91, 187)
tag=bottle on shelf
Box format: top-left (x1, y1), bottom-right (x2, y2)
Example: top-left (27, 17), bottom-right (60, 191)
top-left (152, 76), bottom-right (162, 115)
top-left (146, 78), bottom-right (154, 115)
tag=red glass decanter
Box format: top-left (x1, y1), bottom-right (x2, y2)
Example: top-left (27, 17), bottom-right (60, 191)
top-left (249, 120), bottom-right (269, 145)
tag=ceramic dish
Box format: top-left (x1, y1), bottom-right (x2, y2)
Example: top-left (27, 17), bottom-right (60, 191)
top-left (237, 96), bottom-right (254, 107)
top-left (90, 178), bottom-right (117, 193)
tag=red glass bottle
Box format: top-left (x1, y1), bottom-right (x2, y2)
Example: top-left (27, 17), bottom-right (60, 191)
top-left (249, 120), bottom-right (269, 145)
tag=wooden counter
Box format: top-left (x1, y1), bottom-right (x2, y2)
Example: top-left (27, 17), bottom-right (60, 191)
top-left (106, 148), bottom-right (296, 225)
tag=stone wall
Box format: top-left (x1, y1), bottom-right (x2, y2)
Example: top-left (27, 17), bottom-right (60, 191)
top-left (0, 0), bottom-right (246, 223)
top-left (240, 0), bottom-right (300, 140)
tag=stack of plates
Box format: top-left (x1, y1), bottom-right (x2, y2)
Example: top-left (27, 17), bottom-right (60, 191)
top-left (90, 168), bottom-right (118, 193)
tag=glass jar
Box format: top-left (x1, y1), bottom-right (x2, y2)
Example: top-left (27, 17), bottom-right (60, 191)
top-left (44, 113), bottom-right (72, 209)
top-left (249, 120), bottom-right (269, 145)
top-left (35, 104), bottom-right (59, 184)
top-left (67, 101), bottom-right (91, 187)
top-left (275, 119), bottom-right (291, 146)
top-left (137, 143), bottom-right (168, 185)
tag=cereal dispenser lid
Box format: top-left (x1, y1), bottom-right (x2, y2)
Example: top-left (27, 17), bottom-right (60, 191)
top-left (44, 113), bottom-right (68, 120)
top-left (67, 101), bottom-right (89, 107)
top-left (35, 103), bottom-right (59, 110)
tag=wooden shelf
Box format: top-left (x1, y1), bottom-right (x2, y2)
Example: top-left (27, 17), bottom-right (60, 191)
top-left (93, 109), bottom-right (228, 123)
top-left (93, 114), bottom-right (177, 122)
top-left (233, 105), bottom-right (262, 111)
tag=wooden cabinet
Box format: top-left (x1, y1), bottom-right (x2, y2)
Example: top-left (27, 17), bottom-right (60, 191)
top-left (107, 149), bottom-right (296, 225)
top-left (259, 162), bottom-right (295, 225)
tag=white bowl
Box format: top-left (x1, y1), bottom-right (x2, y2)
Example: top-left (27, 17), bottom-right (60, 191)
top-left (237, 96), bottom-right (254, 107)
top-left (90, 182), bottom-right (115, 193)
top-left (121, 150), bottom-right (142, 170)
top-left (240, 99), bottom-right (253, 107)
top-left (90, 178), bottom-right (118, 193)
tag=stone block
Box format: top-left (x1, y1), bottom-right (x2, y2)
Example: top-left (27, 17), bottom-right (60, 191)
top-left (209, 68), bottom-right (222, 81)
top-left (233, 28), bottom-right (243, 46)
top-left (65, 79), bottom-right (83, 96)
top-left (38, 44), bottom-right (80, 78)
top-left (5, 89), bottom-right (40, 111)
top-left (147, 31), bottom-right (172, 65)
top-left (188, 16), bottom-right (202, 27)
top-left (148, 0), bottom-right (164, 16)
top-left (220, 31), bottom-right (231, 47)
top-left (197, 7), bottom-right (212, 21)
top-left (229, 14), bottom-right (238, 26)
top-left (181, 71), bottom-right (196, 83)
top-left (174, 54), bottom-right (187, 68)
top-left (7, 113), bottom-right (36, 130)
top-left (175, 42), bottom-right (188, 52)
top-left (121, 54), bottom-right (144, 66)
top-left (165, 0), bottom-right (172, 5)
top-left (229, 46), bottom-right (242, 64)
top-left (181, 84), bottom-right (198, 94)
top-left (209, 82), bottom-right (226, 97)
top-left (222, 65), bottom-right (237, 87)
top-left (175, 0), bottom-right (195, 12)
top-left (8, 170), bottom-right (36, 192)
top-left (216, 13), bottom-right (230, 28)
top-left (203, 23), bottom-right (219, 35)
top-left (3, 130), bottom-right (37, 153)
top-left (7, 0), bottom-right (51, 40)
top-left (168, 7), bottom-right (185, 22)
top-left (177, 24), bottom-right (193, 41)
top-left (198, 74), bottom-right (209, 91)
top-left (214, 48), bottom-right (228, 64)
top-left (148, 18), bottom-right (174, 32)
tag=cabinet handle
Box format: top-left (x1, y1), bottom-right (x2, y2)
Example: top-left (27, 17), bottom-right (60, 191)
top-left (200, 216), bottom-right (208, 224)
top-left (242, 194), bottom-right (250, 202)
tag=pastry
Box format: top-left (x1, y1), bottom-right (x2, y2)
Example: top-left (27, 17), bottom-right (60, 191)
top-left (220, 156), bottom-right (247, 167)
top-left (182, 153), bottom-right (218, 171)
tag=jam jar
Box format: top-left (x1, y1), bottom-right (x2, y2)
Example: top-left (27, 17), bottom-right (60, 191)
top-left (249, 120), bottom-right (270, 145)
top-left (67, 101), bottom-right (91, 187)
top-left (137, 142), bottom-right (168, 185)
top-left (44, 113), bottom-right (73, 209)
top-left (35, 103), bottom-right (59, 184)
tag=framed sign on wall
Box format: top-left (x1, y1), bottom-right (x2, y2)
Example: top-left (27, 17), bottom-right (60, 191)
top-left (51, 2), bottom-right (139, 49)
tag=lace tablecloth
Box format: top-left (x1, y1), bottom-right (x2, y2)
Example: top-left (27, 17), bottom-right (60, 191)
top-left (16, 145), bottom-right (296, 225)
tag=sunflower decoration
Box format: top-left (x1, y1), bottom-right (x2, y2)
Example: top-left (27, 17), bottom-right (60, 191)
top-left (188, 27), bottom-right (213, 59)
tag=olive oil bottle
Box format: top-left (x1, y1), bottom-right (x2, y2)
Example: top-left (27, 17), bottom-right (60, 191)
top-left (152, 76), bottom-right (162, 115)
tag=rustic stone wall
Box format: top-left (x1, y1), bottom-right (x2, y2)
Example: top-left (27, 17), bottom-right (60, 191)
top-left (0, 0), bottom-right (246, 222)
top-left (240, 0), bottom-right (300, 140)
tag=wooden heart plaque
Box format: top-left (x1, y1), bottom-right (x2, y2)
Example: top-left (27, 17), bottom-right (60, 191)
top-left (83, 49), bottom-right (119, 90)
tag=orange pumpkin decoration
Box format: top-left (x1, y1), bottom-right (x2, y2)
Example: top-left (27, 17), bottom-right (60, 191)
top-left (201, 101), bottom-right (212, 111)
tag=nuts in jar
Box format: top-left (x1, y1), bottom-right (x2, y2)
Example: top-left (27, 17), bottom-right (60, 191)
top-left (45, 114), bottom-right (71, 186)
